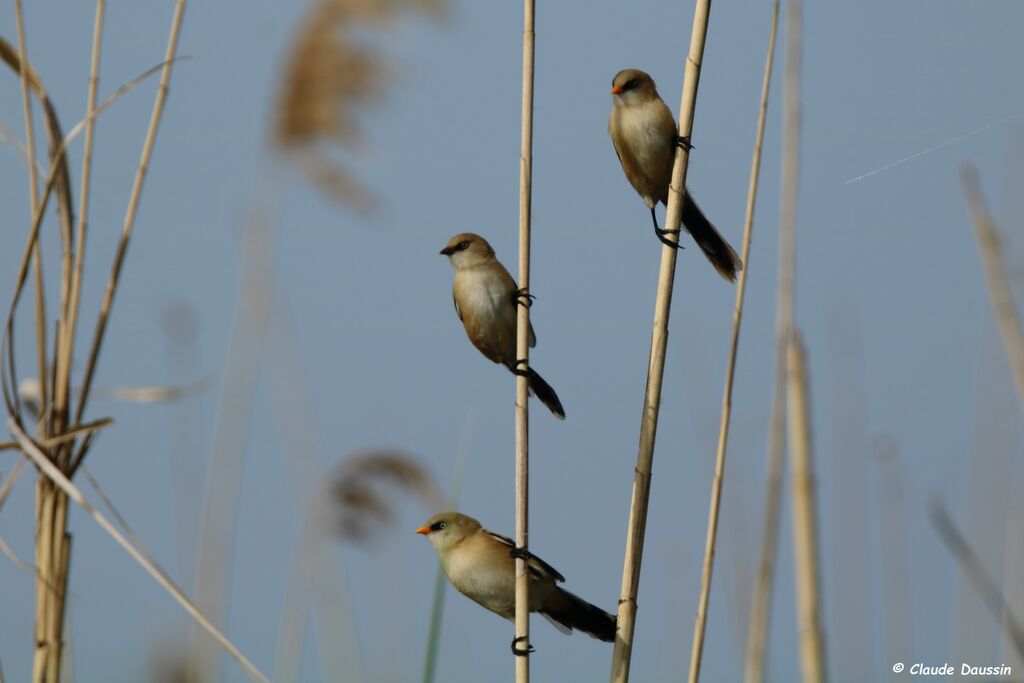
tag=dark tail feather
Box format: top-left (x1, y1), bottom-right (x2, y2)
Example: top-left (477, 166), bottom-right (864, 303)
top-left (527, 368), bottom-right (565, 420)
top-left (681, 197), bottom-right (742, 282)
top-left (543, 588), bottom-right (616, 642)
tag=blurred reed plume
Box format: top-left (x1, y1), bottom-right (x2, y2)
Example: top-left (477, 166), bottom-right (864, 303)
top-left (330, 449), bottom-right (443, 543)
top-left (274, 0), bottom-right (447, 208)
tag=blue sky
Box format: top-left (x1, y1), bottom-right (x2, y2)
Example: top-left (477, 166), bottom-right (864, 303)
top-left (2, 1), bottom-right (1024, 681)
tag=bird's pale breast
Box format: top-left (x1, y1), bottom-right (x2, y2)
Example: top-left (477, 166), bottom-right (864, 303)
top-left (453, 266), bottom-right (517, 365)
top-left (611, 100), bottom-right (677, 207)
top-left (444, 534), bottom-right (516, 619)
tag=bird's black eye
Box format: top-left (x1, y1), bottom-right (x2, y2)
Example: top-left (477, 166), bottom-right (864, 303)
top-left (431, 521), bottom-right (447, 531)
top-left (625, 78), bottom-right (639, 91)
top-left (457, 241), bottom-right (470, 250)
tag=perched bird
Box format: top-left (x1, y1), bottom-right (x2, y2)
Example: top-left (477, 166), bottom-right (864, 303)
top-left (440, 232), bottom-right (565, 419)
top-left (608, 68), bottom-right (742, 282)
top-left (416, 512), bottom-right (616, 648)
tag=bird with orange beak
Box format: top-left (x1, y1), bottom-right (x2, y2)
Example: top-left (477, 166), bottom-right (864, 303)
top-left (416, 512), bottom-right (616, 652)
top-left (609, 68), bottom-right (742, 281)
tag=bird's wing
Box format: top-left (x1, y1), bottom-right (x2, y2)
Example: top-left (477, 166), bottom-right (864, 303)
top-left (452, 294), bottom-right (463, 322)
top-left (497, 264), bottom-right (539, 349)
top-left (484, 529), bottom-right (566, 583)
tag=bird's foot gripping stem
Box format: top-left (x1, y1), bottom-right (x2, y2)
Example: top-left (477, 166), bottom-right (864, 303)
top-left (655, 227), bottom-right (683, 250)
top-left (511, 358), bottom-right (530, 378)
top-left (509, 545), bottom-right (530, 561)
top-left (650, 208), bottom-right (684, 250)
top-left (512, 287), bottom-right (535, 308)
top-left (676, 135), bottom-right (694, 151)
top-left (511, 635), bottom-right (535, 656)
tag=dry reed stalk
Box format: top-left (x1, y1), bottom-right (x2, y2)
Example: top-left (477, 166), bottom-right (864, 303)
top-left (785, 332), bottom-right (825, 682)
top-left (55, 0), bottom-right (106, 468)
top-left (931, 499), bottom-right (1024, 659)
top-left (744, 0), bottom-right (802, 676)
top-left (11, 7), bottom-right (53, 674)
top-left (686, 3), bottom-right (779, 680)
top-left (0, 458), bottom-right (24, 510)
top-left (71, 0), bottom-right (188, 436)
top-left (8, 420), bottom-right (271, 683)
top-left (3, 4), bottom-right (192, 679)
top-left (513, 0), bottom-right (536, 681)
top-left (610, 2), bottom-right (714, 680)
top-left (961, 166), bottom-right (1024, 413)
top-left (12, 0), bottom-right (49, 441)
top-left (0, 38), bottom-right (74, 436)
top-left (8, 13), bottom-right (73, 676)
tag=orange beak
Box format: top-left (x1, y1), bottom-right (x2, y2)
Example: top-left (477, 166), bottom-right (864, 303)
top-left (415, 525), bottom-right (431, 535)
top-left (611, 85), bottom-right (623, 95)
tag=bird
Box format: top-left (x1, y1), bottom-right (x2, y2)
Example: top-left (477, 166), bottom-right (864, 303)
top-left (440, 232), bottom-right (565, 419)
top-left (416, 512), bottom-right (616, 650)
top-left (608, 68), bottom-right (742, 282)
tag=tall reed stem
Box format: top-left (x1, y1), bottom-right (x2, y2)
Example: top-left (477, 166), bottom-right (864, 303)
top-left (72, 0), bottom-right (188, 433)
top-left (786, 332), bottom-right (826, 682)
top-left (609, 2), bottom-right (713, 681)
top-left (513, 1), bottom-right (536, 681)
top-left (744, 0), bottom-right (802, 676)
top-left (686, 3), bottom-right (779, 680)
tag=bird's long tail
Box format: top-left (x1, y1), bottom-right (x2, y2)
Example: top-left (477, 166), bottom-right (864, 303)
top-left (542, 588), bottom-right (616, 642)
top-left (527, 368), bottom-right (565, 420)
top-left (681, 196), bottom-right (742, 282)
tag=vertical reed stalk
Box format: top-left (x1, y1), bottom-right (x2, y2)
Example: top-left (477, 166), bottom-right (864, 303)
top-left (12, 0), bottom-right (49, 429)
top-left (609, 2), bottom-right (713, 680)
top-left (744, 0), bottom-right (802, 676)
top-left (513, 1), bottom-right (536, 681)
top-left (56, 0), bottom-right (106, 447)
top-left (961, 166), bottom-right (1024, 413)
top-left (686, 3), bottom-right (779, 680)
top-left (72, 0), bottom-right (188, 433)
top-left (13, 4), bottom-right (57, 680)
top-left (786, 332), bottom-right (825, 682)
top-left (40, 8), bottom-right (106, 682)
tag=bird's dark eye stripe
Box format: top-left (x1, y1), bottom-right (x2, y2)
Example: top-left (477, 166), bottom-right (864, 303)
top-left (431, 521), bottom-right (447, 531)
top-left (625, 78), bottom-right (639, 90)
top-left (457, 241), bottom-right (470, 250)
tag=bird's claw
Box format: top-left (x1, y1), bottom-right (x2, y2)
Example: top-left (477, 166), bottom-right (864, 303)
top-left (509, 545), bottom-right (530, 561)
top-left (676, 135), bottom-right (694, 151)
top-left (655, 227), bottom-right (684, 250)
top-left (512, 358), bottom-right (530, 377)
top-left (512, 288), bottom-right (536, 308)
top-left (511, 635), bottom-right (535, 656)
